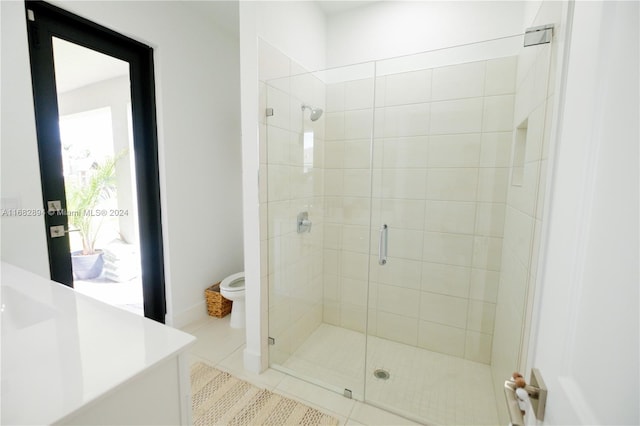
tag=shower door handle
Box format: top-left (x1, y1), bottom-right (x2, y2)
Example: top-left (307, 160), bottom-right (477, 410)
top-left (378, 224), bottom-right (388, 265)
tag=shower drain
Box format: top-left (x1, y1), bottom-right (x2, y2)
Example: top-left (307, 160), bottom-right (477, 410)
top-left (373, 369), bottom-right (390, 380)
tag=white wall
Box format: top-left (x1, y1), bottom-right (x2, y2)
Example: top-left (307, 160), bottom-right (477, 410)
top-left (0, 1), bottom-right (243, 327)
top-left (0, 1), bottom-right (50, 277)
top-left (326, 1), bottom-right (527, 68)
top-left (256, 2), bottom-right (327, 72)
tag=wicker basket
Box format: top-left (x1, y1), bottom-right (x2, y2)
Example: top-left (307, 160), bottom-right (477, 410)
top-left (205, 282), bottom-right (232, 318)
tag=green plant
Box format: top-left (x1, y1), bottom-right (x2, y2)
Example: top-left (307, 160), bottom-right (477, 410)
top-left (65, 150), bottom-right (126, 255)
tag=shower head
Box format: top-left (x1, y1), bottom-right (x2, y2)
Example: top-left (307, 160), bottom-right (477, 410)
top-left (302, 104), bottom-right (323, 122)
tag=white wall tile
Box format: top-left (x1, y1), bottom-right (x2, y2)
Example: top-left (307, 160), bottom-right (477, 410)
top-left (290, 98), bottom-right (304, 134)
top-left (466, 300), bottom-right (496, 334)
top-left (379, 103), bottom-right (430, 137)
top-left (484, 56), bottom-right (517, 96)
top-left (376, 311), bottom-right (418, 346)
top-left (323, 223), bottom-right (342, 249)
top-left (430, 98), bottom-right (483, 134)
top-left (374, 257), bottom-right (422, 290)
top-left (377, 283), bottom-right (421, 318)
top-left (375, 198), bottom-right (426, 230)
top-left (340, 304), bottom-right (367, 333)
top-left (323, 248), bottom-right (339, 276)
top-left (524, 102), bottom-right (545, 162)
top-left (513, 70), bottom-right (535, 126)
top-left (428, 133), bottom-right (481, 167)
top-left (326, 82), bottom-right (345, 113)
top-left (503, 206), bottom-right (534, 266)
top-left (421, 262), bottom-right (471, 298)
top-left (465, 331), bottom-right (492, 364)
top-left (259, 165), bottom-right (268, 205)
top-left (533, 46), bottom-right (551, 107)
top-left (324, 140), bottom-right (344, 169)
top-left (419, 292), bottom-right (468, 328)
top-left (342, 197), bottom-right (371, 226)
top-left (266, 85), bottom-right (291, 130)
top-left (374, 76), bottom-right (386, 108)
top-left (425, 200), bottom-right (476, 234)
top-left (480, 132), bottom-right (512, 167)
top-left (340, 250), bottom-right (369, 281)
top-left (325, 112), bottom-right (345, 141)
top-left (343, 139), bottom-right (372, 169)
top-left (475, 202), bottom-right (506, 237)
top-left (340, 278), bottom-right (368, 307)
top-left (423, 232), bottom-right (474, 266)
top-left (345, 78), bottom-right (374, 110)
top-left (267, 165), bottom-right (291, 202)
top-left (418, 321), bottom-right (465, 357)
top-left (341, 225), bottom-right (370, 253)
top-left (483, 95), bottom-right (515, 132)
top-left (426, 168), bottom-right (479, 202)
top-left (343, 169), bottom-right (371, 197)
top-left (323, 302), bottom-right (340, 325)
top-left (381, 169), bottom-right (427, 199)
top-left (477, 168), bottom-right (508, 203)
top-left (431, 61), bottom-right (486, 101)
top-left (344, 109), bottom-right (373, 139)
top-left (323, 169), bottom-right (343, 197)
top-left (469, 269), bottom-right (500, 303)
top-left (380, 136), bottom-right (429, 169)
top-left (386, 227), bottom-right (424, 260)
top-left (383, 69), bottom-right (432, 106)
top-left (472, 236), bottom-right (503, 271)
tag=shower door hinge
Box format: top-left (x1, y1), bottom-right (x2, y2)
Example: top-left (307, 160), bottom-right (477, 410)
top-left (268, 337), bottom-right (275, 345)
top-left (265, 107), bottom-right (274, 117)
top-left (524, 24), bottom-right (554, 47)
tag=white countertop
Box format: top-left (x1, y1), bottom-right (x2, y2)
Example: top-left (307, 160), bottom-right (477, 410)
top-left (0, 262), bottom-right (196, 425)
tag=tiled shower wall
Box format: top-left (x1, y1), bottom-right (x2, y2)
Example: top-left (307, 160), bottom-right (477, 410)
top-left (259, 40), bottom-right (327, 365)
top-left (323, 57), bottom-right (518, 364)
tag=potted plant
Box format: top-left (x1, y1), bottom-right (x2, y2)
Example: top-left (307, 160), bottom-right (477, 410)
top-left (65, 151), bottom-right (125, 280)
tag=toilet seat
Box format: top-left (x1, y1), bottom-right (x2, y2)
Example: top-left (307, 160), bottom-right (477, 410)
top-left (220, 272), bottom-right (245, 292)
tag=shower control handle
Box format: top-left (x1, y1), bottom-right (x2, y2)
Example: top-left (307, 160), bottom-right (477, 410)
top-left (297, 211), bottom-right (312, 233)
top-left (378, 224), bottom-right (388, 265)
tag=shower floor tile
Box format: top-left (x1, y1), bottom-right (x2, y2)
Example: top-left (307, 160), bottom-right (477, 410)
top-left (279, 323), bottom-right (499, 425)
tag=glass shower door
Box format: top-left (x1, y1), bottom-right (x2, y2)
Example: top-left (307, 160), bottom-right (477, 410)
top-left (365, 34), bottom-right (554, 425)
top-left (264, 61), bottom-right (376, 399)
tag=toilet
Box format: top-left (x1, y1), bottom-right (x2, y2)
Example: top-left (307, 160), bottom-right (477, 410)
top-left (219, 272), bottom-right (245, 328)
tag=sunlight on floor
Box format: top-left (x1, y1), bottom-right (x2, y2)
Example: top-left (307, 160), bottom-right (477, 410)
top-left (74, 276), bottom-right (143, 316)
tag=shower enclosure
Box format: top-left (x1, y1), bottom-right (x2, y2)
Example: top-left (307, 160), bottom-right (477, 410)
top-left (260, 31), bottom-right (555, 425)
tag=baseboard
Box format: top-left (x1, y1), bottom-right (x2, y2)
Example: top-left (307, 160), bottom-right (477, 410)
top-left (171, 300), bottom-right (207, 329)
top-left (243, 347), bottom-right (264, 374)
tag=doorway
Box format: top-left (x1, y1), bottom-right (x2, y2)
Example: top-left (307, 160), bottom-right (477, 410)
top-left (25, 1), bottom-right (166, 323)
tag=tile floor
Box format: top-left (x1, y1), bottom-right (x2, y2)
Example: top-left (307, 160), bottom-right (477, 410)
top-left (181, 317), bottom-right (423, 426)
top-left (279, 324), bottom-right (499, 425)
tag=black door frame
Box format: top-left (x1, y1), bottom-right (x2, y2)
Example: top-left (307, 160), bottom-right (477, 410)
top-left (25, 0), bottom-right (166, 323)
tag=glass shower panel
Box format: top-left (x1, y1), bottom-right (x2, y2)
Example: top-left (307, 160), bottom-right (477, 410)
top-left (266, 62), bottom-right (376, 399)
top-left (365, 34), bottom-right (553, 425)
